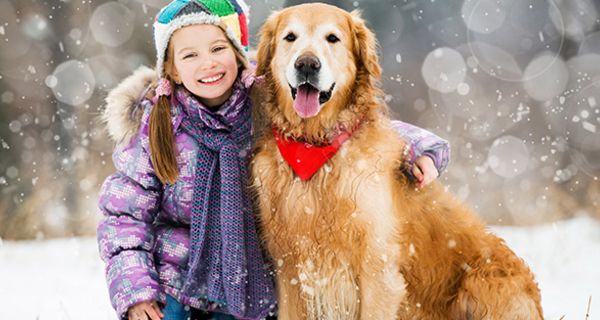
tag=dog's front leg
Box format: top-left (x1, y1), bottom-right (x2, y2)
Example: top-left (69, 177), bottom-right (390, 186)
top-left (275, 272), bottom-right (306, 320)
top-left (358, 243), bottom-right (406, 319)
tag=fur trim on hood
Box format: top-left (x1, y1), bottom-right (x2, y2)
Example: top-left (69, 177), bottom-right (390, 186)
top-left (101, 66), bottom-right (158, 145)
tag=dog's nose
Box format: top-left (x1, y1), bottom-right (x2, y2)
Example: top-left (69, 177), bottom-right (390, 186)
top-left (295, 54), bottom-right (321, 75)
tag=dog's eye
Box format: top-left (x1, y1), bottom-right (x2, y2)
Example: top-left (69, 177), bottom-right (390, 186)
top-left (284, 32), bottom-right (297, 42)
top-left (326, 34), bottom-right (340, 43)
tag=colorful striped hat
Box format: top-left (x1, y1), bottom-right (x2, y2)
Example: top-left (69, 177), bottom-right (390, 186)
top-left (153, 0), bottom-right (250, 76)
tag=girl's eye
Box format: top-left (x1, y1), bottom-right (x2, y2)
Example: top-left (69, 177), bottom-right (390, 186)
top-left (183, 53), bottom-right (196, 59)
top-left (284, 32), bottom-right (297, 42)
top-left (212, 46), bottom-right (226, 53)
top-left (326, 34), bottom-right (340, 43)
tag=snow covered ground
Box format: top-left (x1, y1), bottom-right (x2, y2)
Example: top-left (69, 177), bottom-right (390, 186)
top-left (1, 216), bottom-right (598, 320)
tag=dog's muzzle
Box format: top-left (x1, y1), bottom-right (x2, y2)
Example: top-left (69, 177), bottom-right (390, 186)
top-left (288, 53), bottom-right (336, 118)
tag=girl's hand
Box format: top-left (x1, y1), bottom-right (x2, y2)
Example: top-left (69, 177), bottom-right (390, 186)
top-left (127, 300), bottom-right (164, 320)
top-left (412, 156), bottom-right (439, 188)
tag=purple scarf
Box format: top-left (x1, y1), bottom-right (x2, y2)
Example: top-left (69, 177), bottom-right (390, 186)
top-left (174, 80), bottom-right (276, 319)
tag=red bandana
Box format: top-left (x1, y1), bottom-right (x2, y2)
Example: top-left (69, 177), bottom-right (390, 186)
top-left (273, 127), bottom-right (353, 181)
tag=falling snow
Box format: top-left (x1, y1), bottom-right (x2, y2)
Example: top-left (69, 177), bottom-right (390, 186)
top-left (582, 121), bottom-right (596, 133)
top-left (0, 1), bottom-right (599, 319)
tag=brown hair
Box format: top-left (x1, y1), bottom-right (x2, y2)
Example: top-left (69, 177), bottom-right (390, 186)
top-left (148, 26), bottom-right (247, 185)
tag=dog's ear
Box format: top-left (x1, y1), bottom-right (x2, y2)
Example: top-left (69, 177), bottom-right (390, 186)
top-left (350, 10), bottom-right (382, 80)
top-left (256, 12), bottom-right (279, 77)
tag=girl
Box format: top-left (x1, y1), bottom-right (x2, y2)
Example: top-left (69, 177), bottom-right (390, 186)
top-left (97, 1), bottom-right (450, 320)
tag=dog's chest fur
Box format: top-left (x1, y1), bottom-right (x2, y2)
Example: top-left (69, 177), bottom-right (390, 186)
top-left (252, 119), bottom-right (406, 317)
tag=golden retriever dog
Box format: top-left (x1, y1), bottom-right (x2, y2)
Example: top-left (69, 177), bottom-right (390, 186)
top-left (250, 3), bottom-right (542, 320)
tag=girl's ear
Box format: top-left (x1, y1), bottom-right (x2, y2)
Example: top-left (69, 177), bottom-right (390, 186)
top-left (172, 72), bottom-right (181, 84)
top-left (168, 64), bottom-right (181, 84)
top-left (164, 47), bottom-right (181, 83)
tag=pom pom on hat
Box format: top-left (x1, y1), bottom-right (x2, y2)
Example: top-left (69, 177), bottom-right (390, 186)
top-left (153, 0), bottom-right (250, 76)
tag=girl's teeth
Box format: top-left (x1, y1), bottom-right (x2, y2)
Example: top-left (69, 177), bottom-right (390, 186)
top-left (200, 74), bottom-right (224, 83)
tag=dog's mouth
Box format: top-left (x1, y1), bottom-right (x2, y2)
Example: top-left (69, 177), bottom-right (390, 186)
top-left (289, 82), bottom-right (335, 118)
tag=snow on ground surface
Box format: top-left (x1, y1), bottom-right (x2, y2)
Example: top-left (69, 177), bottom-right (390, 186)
top-left (1, 216), bottom-right (598, 320)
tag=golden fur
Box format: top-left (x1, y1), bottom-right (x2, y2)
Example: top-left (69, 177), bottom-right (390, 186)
top-left (250, 4), bottom-right (542, 319)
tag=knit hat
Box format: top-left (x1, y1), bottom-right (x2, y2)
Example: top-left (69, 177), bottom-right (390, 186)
top-left (153, 0), bottom-right (250, 76)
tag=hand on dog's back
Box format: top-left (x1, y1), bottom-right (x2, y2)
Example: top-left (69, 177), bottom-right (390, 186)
top-left (412, 156), bottom-right (439, 188)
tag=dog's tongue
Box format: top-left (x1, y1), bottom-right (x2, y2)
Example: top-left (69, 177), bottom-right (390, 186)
top-left (293, 84), bottom-right (320, 118)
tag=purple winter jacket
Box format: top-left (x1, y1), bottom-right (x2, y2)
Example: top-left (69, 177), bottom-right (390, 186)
top-left (97, 66), bottom-right (450, 319)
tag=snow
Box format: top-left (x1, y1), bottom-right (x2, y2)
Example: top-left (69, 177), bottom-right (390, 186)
top-left (0, 237), bottom-right (113, 320)
top-left (493, 216), bottom-right (600, 319)
top-left (0, 217), bottom-right (598, 319)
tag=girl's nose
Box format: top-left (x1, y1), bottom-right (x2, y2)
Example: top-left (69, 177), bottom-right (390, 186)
top-left (201, 59), bottom-right (217, 70)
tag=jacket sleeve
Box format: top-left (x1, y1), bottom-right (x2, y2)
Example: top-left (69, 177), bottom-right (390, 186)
top-left (97, 103), bottom-right (165, 320)
top-left (391, 120), bottom-right (451, 174)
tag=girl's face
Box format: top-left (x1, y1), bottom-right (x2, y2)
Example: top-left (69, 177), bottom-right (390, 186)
top-left (169, 24), bottom-right (239, 108)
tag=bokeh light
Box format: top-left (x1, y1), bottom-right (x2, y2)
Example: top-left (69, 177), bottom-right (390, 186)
top-left (461, 0), bottom-right (507, 35)
top-left (49, 60), bottom-right (96, 106)
top-left (89, 2), bottom-right (135, 47)
top-left (421, 47), bottom-right (467, 93)
top-left (428, 43), bottom-right (525, 142)
top-left (21, 14), bottom-right (51, 40)
top-left (523, 52), bottom-right (569, 101)
top-left (488, 135), bottom-right (530, 178)
top-left (465, 0), bottom-right (564, 82)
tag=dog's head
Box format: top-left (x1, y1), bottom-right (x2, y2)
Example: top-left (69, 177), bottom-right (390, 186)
top-left (256, 3), bottom-right (382, 136)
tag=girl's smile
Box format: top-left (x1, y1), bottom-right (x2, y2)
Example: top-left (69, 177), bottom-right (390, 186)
top-left (199, 72), bottom-right (225, 84)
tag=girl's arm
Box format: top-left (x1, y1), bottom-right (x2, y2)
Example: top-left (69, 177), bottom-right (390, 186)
top-left (97, 102), bottom-right (164, 320)
top-left (391, 120), bottom-right (451, 175)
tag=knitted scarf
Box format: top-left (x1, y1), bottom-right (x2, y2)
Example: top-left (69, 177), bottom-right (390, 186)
top-left (175, 80), bottom-right (275, 319)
